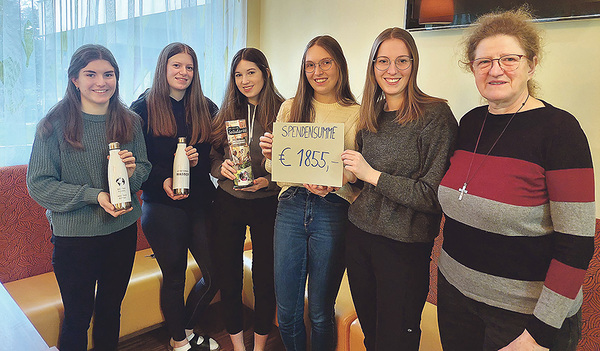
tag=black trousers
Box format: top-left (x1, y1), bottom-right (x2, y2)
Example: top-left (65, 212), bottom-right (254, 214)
top-left (345, 222), bottom-right (433, 351)
top-left (52, 223), bottom-right (137, 351)
top-left (437, 271), bottom-right (582, 351)
top-left (141, 202), bottom-right (217, 342)
top-left (212, 187), bottom-right (277, 335)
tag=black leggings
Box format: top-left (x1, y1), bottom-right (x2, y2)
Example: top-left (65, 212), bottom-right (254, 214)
top-left (212, 188), bottom-right (277, 335)
top-left (346, 223), bottom-right (433, 351)
top-left (141, 202), bottom-right (217, 341)
top-left (52, 223), bottom-right (137, 351)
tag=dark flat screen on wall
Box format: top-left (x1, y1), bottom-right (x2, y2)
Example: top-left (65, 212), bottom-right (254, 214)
top-left (406, 0), bottom-right (600, 30)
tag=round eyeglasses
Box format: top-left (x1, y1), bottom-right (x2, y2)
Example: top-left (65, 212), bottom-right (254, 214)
top-left (373, 56), bottom-right (413, 71)
top-left (305, 58), bottom-right (334, 73)
top-left (470, 54), bottom-right (527, 74)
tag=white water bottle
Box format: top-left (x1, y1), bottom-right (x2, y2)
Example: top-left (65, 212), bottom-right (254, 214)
top-left (173, 137), bottom-right (190, 195)
top-left (107, 142), bottom-right (132, 210)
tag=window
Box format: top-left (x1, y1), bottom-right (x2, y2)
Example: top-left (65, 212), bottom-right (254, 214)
top-left (0, 0), bottom-right (246, 167)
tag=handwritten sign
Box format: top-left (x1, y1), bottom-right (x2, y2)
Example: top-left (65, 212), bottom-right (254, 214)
top-left (271, 122), bottom-right (344, 187)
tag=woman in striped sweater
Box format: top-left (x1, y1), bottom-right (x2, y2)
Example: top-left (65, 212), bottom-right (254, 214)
top-left (437, 8), bottom-right (595, 351)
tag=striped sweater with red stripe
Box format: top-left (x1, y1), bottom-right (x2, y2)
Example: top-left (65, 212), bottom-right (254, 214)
top-left (438, 101), bottom-right (595, 348)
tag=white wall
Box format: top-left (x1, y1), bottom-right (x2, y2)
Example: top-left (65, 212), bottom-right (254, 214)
top-left (255, 0), bottom-right (600, 217)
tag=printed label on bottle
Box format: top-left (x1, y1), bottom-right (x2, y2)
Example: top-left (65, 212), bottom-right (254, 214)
top-left (108, 147), bottom-right (132, 210)
top-left (173, 138), bottom-right (190, 195)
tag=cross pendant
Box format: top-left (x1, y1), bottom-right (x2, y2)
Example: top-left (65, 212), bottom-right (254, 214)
top-left (458, 183), bottom-right (468, 201)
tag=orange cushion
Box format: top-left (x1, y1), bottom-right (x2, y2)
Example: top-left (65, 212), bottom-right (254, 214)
top-left (4, 248), bottom-right (209, 349)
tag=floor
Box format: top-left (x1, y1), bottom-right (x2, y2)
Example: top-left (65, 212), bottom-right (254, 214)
top-left (117, 304), bottom-right (285, 351)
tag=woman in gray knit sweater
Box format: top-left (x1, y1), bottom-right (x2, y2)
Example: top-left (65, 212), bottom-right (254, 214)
top-left (27, 45), bottom-right (151, 351)
top-left (341, 28), bottom-right (457, 351)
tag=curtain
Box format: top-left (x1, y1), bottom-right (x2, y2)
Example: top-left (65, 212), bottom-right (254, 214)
top-left (0, 0), bottom-right (246, 167)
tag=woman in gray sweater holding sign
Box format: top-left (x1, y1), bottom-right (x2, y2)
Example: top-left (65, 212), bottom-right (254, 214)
top-left (341, 28), bottom-right (457, 351)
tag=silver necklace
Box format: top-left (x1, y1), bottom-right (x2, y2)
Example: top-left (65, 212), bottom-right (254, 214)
top-left (458, 95), bottom-right (529, 201)
top-left (247, 103), bottom-right (256, 144)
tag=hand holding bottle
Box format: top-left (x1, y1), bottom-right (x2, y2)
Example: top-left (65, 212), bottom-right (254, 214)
top-left (114, 149), bottom-right (136, 178)
top-left (106, 150), bottom-right (136, 177)
top-left (163, 177), bottom-right (189, 200)
top-left (238, 177), bottom-right (269, 192)
top-left (98, 191), bottom-right (133, 217)
top-left (220, 159), bottom-right (237, 180)
top-left (186, 146), bottom-right (199, 167)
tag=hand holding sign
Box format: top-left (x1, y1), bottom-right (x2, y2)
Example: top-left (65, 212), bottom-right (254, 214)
top-left (341, 150), bottom-right (381, 186)
top-left (271, 122), bottom-right (344, 187)
top-left (259, 132), bottom-right (274, 160)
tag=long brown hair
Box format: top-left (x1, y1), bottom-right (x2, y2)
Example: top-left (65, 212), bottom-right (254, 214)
top-left (147, 42), bottom-right (212, 144)
top-left (289, 35), bottom-right (356, 123)
top-left (359, 28), bottom-right (446, 133)
top-left (39, 44), bottom-right (137, 148)
top-left (212, 48), bottom-right (284, 147)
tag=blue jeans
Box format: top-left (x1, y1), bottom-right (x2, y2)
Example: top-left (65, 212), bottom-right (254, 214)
top-left (274, 187), bottom-right (349, 351)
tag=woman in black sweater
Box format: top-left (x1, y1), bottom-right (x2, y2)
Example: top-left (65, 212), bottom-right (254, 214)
top-left (130, 42), bottom-right (219, 351)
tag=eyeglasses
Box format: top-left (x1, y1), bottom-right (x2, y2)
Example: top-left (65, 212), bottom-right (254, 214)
top-left (305, 58), bottom-right (334, 73)
top-left (373, 56), bottom-right (413, 71)
top-left (470, 54), bottom-right (527, 73)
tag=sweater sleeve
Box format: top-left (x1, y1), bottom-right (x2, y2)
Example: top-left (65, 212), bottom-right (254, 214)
top-left (526, 111), bottom-right (595, 348)
top-left (375, 104), bottom-right (458, 213)
top-left (351, 130), bottom-right (365, 189)
top-left (27, 126), bottom-right (102, 212)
